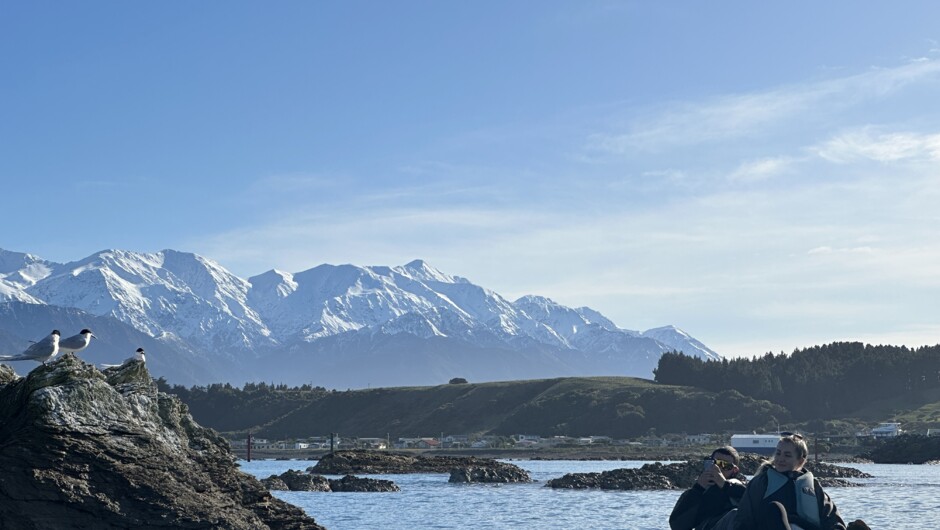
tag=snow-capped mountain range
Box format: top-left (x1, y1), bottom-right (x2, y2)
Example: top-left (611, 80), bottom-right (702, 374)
top-left (0, 248), bottom-right (720, 387)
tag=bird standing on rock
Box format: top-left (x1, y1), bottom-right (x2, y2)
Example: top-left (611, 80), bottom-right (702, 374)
top-left (0, 330), bottom-right (61, 364)
top-left (58, 329), bottom-right (97, 355)
top-left (102, 348), bottom-right (146, 368)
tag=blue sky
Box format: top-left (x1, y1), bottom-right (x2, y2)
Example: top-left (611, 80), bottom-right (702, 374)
top-left (3, 2), bottom-right (940, 358)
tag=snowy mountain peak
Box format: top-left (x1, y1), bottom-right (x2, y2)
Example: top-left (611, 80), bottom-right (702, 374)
top-left (248, 269), bottom-right (298, 298)
top-left (641, 325), bottom-right (720, 361)
top-left (0, 247), bottom-right (722, 385)
top-left (396, 259), bottom-right (465, 284)
top-left (0, 249), bottom-right (54, 293)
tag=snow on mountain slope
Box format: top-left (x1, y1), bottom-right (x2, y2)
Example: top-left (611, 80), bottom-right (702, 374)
top-left (641, 325), bottom-right (721, 361)
top-left (0, 246), bottom-right (722, 384)
top-left (0, 249), bottom-right (53, 303)
top-left (24, 249), bottom-right (273, 351)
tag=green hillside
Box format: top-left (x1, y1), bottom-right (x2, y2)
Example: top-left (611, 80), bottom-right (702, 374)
top-left (160, 341), bottom-right (940, 441)
top-left (162, 376), bottom-right (788, 440)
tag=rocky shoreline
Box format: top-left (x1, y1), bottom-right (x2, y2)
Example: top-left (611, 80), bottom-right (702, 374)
top-left (0, 355), bottom-right (324, 529)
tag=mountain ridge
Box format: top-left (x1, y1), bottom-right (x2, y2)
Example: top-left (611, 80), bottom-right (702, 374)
top-left (0, 247), bottom-right (720, 387)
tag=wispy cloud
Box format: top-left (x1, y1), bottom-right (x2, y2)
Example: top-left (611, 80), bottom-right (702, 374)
top-left (727, 157), bottom-right (795, 183)
top-left (586, 59), bottom-right (940, 154)
top-left (814, 127), bottom-right (940, 163)
top-left (807, 246), bottom-right (876, 255)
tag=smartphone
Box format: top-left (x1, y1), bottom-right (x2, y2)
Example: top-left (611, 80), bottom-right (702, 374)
top-left (703, 458), bottom-right (715, 471)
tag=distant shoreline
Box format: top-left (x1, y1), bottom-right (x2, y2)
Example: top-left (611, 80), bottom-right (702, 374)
top-left (236, 446), bottom-right (864, 463)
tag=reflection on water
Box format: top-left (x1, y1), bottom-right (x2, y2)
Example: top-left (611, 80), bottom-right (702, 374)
top-left (238, 459), bottom-right (940, 530)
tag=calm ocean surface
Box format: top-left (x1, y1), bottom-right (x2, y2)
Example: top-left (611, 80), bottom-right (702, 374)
top-left (238, 459), bottom-right (940, 529)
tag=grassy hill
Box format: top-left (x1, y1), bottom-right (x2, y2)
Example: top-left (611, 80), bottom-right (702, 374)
top-left (164, 376), bottom-right (789, 440)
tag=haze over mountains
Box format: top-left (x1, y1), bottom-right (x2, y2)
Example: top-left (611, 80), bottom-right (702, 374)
top-left (0, 248), bottom-right (720, 387)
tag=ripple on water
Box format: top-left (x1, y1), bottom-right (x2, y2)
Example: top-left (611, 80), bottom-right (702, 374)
top-left (240, 460), bottom-right (940, 530)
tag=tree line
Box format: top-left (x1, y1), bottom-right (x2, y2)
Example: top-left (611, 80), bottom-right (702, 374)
top-left (653, 342), bottom-right (940, 422)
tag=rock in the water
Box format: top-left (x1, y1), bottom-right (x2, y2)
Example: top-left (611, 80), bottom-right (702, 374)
top-left (546, 465), bottom-right (677, 490)
top-left (262, 475), bottom-right (291, 491)
top-left (0, 354), bottom-right (324, 529)
top-left (275, 470), bottom-right (331, 492)
top-left (545, 456), bottom-right (871, 491)
top-left (328, 475), bottom-right (400, 492)
top-left (448, 464), bottom-right (533, 484)
top-left (310, 449), bottom-right (527, 477)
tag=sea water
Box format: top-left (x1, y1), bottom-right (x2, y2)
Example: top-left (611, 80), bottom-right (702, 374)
top-left (238, 459), bottom-right (940, 529)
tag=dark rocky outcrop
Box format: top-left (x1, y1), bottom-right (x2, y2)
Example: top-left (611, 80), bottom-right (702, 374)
top-left (0, 354), bottom-right (324, 529)
top-left (861, 433), bottom-right (940, 464)
top-left (546, 455), bottom-right (871, 490)
top-left (264, 470), bottom-right (331, 492)
top-left (261, 470), bottom-right (398, 492)
top-left (261, 476), bottom-right (291, 491)
top-left (328, 475), bottom-right (399, 492)
top-left (448, 464), bottom-right (533, 484)
top-left (546, 462), bottom-right (688, 490)
top-left (310, 450), bottom-right (528, 478)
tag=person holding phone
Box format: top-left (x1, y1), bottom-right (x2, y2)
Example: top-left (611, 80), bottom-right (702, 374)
top-left (670, 446), bottom-right (747, 530)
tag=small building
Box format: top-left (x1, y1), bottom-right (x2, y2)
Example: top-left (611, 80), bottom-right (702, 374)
top-left (443, 434), bottom-right (470, 448)
top-left (416, 438), bottom-right (440, 449)
top-left (730, 434), bottom-right (779, 456)
top-left (871, 423), bottom-right (902, 438)
top-left (357, 438), bottom-right (388, 449)
top-left (395, 438), bottom-right (422, 449)
top-left (686, 433), bottom-right (712, 445)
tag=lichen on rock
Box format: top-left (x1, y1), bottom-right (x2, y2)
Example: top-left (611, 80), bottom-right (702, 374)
top-left (0, 353), bottom-right (324, 529)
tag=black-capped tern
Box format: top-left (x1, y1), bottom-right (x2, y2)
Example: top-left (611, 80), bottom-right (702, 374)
top-left (102, 348), bottom-right (146, 368)
top-left (0, 330), bottom-right (61, 364)
top-left (58, 328), bottom-right (97, 355)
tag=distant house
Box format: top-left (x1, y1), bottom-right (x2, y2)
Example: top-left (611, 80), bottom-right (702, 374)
top-left (871, 423), bottom-right (902, 438)
top-left (514, 434), bottom-right (542, 443)
top-left (249, 438), bottom-right (275, 450)
top-left (470, 440), bottom-right (491, 449)
top-left (444, 434), bottom-right (470, 448)
top-left (358, 438), bottom-right (388, 449)
top-left (274, 441), bottom-right (309, 450)
top-left (542, 436), bottom-right (570, 447)
top-left (686, 434), bottom-right (712, 445)
top-left (416, 438), bottom-right (440, 449)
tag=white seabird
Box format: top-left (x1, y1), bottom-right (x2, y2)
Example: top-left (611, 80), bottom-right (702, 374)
top-left (59, 328), bottom-right (97, 355)
top-left (0, 330), bottom-right (61, 364)
top-left (102, 348), bottom-right (146, 368)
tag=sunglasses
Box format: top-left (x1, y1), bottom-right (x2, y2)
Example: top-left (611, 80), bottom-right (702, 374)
top-left (713, 459), bottom-right (733, 470)
top-left (780, 431), bottom-right (804, 440)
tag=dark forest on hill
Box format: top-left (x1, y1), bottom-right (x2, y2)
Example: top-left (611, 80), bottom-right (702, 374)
top-left (653, 342), bottom-right (940, 422)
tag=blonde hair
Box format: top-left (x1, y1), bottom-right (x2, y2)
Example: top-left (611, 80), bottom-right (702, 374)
top-left (779, 434), bottom-right (809, 460)
top-left (755, 434), bottom-right (810, 476)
